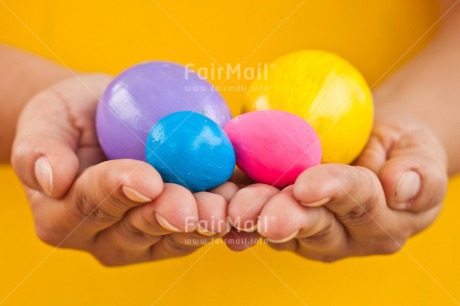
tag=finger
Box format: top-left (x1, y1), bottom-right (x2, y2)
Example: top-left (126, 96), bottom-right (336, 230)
top-left (228, 184), bottom-right (279, 232)
top-left (293, 164), bottom-right (393, 238)
top-left (293, 164), bottom-right (438, 256)
top-left (195, 192), bottom-right (229, 236)
top-left (12, 89), bottom-right (80, 198)
top-left (90, 183), bottom-right (199, 265)
top-left (210, 182), bottom-right (239, 202)
top-left (71, 160), bottom-right (165, 231)
top-left (377, 129), bottom-right (448, 212)
top-left (92, 232), bottom-right (204, 266)
top-left (102, 183), bottom-right (197, 238)
top-left (149, 193), bottom-right (227, 259)
top-left (106, 189), bottom-right (218, 250)
top-left (168, 231), bottom-right (219, 246)
top-left (30, 159), bottom-right (163, 248)
top-left (259, 187), bottom-right (336, 242)
top-left (293, 164), bottom-right (402, 257)
top-left (11, 75), bottom-right (111, 198)
top-left (149, 234), bottom-right (202, 261)
top-left (148, 191), bottom-right (231, 258)
top-left (353, 135), bottom-right (387, 174)
top-left (225, 183), bottom-right (278, 251)
top-left (212, 181), bottom-right (263, 251)
top-left (258, 187), bottom-right (349, 260)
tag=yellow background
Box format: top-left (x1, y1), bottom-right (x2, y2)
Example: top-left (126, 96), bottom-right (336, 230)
top-left (1, 0), bottom-right (460, 305)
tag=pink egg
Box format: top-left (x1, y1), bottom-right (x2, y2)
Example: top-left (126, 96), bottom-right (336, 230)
top-left (224, 110), bottom-right (322, 188)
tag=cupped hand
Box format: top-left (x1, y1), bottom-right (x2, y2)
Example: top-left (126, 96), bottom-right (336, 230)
top-left (226, 109), bottom-right (448, 261)
top-left (11, 74), bottom-right (235, 266)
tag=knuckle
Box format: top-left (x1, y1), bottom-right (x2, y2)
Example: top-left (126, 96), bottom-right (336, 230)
top-left (319, 255), bottom-right (342, 263)
top-left (429, 166), bottom-right (448, 202)
top-left (411, 212), bottom-right (440, 235)
top-left (305, 253), bottom-right (343, 263)
top-left (11, 138), bottom-right (34, 170)
top-left (75, 193), bottom-right (119, 224)
top-left (268, 241), bottom-right (293, 251)
top-left (35, 223), bottom-right (62, 247)
top-left (93, 253), bottom-right (122, 267)
top-left (119, 218), bottom-right (159, 244)
top-left (339, 196), bottom-right (376, 227)
top-left (234, 186), bottom-right (259, 203)
top-left (410, 163), bottom-right (448, 211)
top-left (299, 223), bottom-right (334, 246)
top-left (374, 238), bottom-right (404, 255)
top-left (162, 235), bottom-right (197, 256)
top-left (335, 168), bottom-right (381, 226)
top-left (243, 184), bottom-right (278, 199)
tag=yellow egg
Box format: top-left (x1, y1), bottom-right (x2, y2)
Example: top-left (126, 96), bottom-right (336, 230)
top-left (244, 50), bottom-right (374, 164)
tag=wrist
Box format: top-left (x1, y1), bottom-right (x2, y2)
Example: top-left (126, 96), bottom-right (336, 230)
top-left (0, 45), bottom-right (73, 162)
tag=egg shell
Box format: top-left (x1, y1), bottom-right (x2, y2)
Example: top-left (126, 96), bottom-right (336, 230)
top-left (96, 61), bottom-right (232, 161)
top-left (224, 110), bottom-right (321, 188)
top-left (146, 111), bottom-right (236, 192)
top-left (244, 50), bottom-right (373, 164)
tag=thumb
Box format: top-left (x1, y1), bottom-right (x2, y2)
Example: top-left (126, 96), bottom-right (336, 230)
top-left (11, 74), bottom-right (111, 198)
top-left (362, 127), bottom-right (447, 212)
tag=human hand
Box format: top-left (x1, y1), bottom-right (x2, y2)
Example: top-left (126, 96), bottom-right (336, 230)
top-left (226, 108), bottom-right (448, 261)
top-left (11, 74), bottom-right (235, 266)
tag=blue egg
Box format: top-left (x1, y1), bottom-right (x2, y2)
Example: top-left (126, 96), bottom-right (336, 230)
top-left (145, 111), bottom-right (236, 192)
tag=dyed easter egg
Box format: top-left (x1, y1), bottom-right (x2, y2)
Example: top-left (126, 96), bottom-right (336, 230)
top-left (146, 111), bottom-right (236, 192)
top-left (244, 50), bottom-right (373, 164)
top-left (96, 61), bottom-right (231, 160)
top-left (224, 110), bottom-right (321, 188)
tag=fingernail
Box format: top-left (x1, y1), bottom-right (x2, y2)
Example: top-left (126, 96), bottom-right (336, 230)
top-left (267, 229), bottom-right (299, 244)
top-left (155, 213), bottom-right (180, 232)
top-left (35, 156), bottom-right (53, 196)
top-left (395, 171), bottom-right (421, 206)
top-left (122, 186), bottom-right (152, 203)
top-left (301, 197), bottom-right (331, 207)
top-left (196, 225), bottom-right (217, 236)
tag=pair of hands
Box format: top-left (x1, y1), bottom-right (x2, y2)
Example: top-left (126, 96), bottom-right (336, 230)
top-left (11, 74), bottom-right (448, 266)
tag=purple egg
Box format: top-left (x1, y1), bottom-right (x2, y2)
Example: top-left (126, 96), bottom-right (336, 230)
top-left (96, 61), bottom-right (232, 160)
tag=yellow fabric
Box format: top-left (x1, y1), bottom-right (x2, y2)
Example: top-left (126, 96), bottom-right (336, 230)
top-left (2, 1), bottom-right (460, 305)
